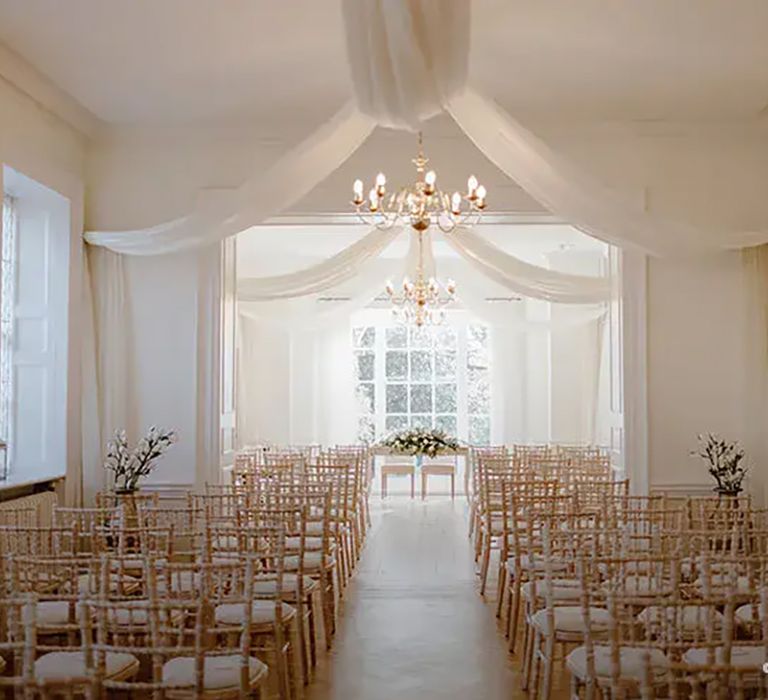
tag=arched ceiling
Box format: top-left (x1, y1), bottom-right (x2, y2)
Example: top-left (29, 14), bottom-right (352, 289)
top-left (0, 0), bottom-right (767, 128)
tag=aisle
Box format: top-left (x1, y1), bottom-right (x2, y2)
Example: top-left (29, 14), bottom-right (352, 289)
top-left (306, 498), bottom-right (519, 700)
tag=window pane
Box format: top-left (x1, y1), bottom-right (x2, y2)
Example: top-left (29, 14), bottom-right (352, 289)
top-left (353, 326), bottom-right (375, 348)
top-left (386, 384), bottom-right (408, 413)
top-left (467, 325), bottom-right (490, 369)
top-left (434, 326), bottom-right (456, 352)
top-left (357, 415), bottom-right (375, 443)
top-left (435, 415), bottom-right (457, 436)
top-left (385, 415), bottom-right (408, 433)
top-left (435, 351), bottom-right (456, 380)
top-left (409, 326), bottom-right (431, 349)
top-left (435, 383), bottom-right (457, 413)
top-left (385, 351), bottom-right (408, 380)
top-left (467, 368), bottom-right (490, 414)
top-left (410, 384), bottom-right (432, 413)
top-left (469, 415), bottom-right (491, 445)
top-left (355, 352), bottom-right (374, 381)
top-left (409, 350), bottom-right (432, 381)
top-left (411, 414), bottom-right (433, 429)
top-left (386, 326), bottom-right (407, 348)
top-left (355, 383), bottom-right (375, 414)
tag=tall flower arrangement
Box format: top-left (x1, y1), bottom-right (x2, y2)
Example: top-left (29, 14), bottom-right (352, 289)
top-left (380, 427), bottom-right (460, 458)
top-left (692, 433), bottom-right (749, 497)
top-left (105, 426), bottom-right (177, 492)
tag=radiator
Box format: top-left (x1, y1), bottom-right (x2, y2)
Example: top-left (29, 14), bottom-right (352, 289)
top-left (0, 489), bottom-right (58, 526)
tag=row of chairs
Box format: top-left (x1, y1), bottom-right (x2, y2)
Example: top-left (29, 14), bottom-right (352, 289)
top-left (0, 444), bottom-right (372, 698)
top-left (469, 445), bottom-right (768, 699)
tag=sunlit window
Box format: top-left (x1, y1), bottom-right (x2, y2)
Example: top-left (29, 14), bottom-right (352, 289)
top-left (353, 318), bottom-right (491, 444)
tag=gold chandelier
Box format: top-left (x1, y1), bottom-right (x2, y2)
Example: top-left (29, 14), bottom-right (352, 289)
top-left (351, 133), bottom-right (487, 233)
top-left (351, 134), bottom-right (487, 326)
top-left (384, 230), bottom-right (457, 327)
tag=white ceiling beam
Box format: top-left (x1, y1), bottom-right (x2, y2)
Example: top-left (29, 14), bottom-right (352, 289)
top-left (0, 40), bottom-right (103, 138)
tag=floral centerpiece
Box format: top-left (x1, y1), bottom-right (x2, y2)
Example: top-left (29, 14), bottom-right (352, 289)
top-left (692, 433), bottom-right (749, 497)
top-left (380, 427), bottom-right (460, 466)
top-left (105, 426), bottom-right (177, 493)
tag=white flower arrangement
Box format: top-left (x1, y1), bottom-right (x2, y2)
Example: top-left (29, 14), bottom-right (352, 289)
top-left (380, 427), bottom-right (460, 458)
top-left (105, 426), bottom-right (177, 492)
top-left (692, 433), bottom-right (749, 497)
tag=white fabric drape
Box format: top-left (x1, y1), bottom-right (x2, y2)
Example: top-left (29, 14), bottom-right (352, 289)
top-left (442, 227), bottom-right (611, 304)
top-left (237, 226), bottom-right (402, 300)
top-left (446, 88), bottom-right (768, 257)
top-left (341, 0), bottom-right (469, 131)
top-left (81, 247), bottom-right (131, 502)
top-left (85, 103), bottom-right (376, 255)
top-left (240, 257), bottom-right (404, 330)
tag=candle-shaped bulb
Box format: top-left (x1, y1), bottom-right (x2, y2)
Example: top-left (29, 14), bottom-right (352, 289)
top-left (475, 184), bottom-right (487, 208)
top-left (451, 191), bottom-right (462, 214)
top-left (385, 280), bottom-right (394, 296)
top-left (368, 188), bottom-right (378, 211)
top-left (467, 175), bottom-right (478, 196)
top-left (375, 172), bottom-right (386, 196)
top-left (353, 179), bottom-right (364, 204)
top-left (446, 279), bottom-right (456, 295)
top-left (424, 170), bottom-right (436, 193)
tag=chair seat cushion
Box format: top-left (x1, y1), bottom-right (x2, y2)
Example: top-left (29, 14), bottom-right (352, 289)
top-left (35, 600), bottom-right (75, 627)
top-left (735, 603), bottom-right (765, 625)
top-left (695, 574), bottom-right (751, 594)
top-left (214, 601), bottom-right (296, 626)
top-left (602, 575), bottom-right (674, 598)
top-left (162, 655), bottom-right (268, 691)
top-left (35, 651), bottom-right (139, 683)
top-left (522, 579), bottom-right (581, 602)
top-left (78, 573), bottom-right (139, 595)
top-left (253, 575), bottom-right (319, 598)
top-left (285, 551), bottom-right (334, 572)
top-left (155, 571), bottom-right (200, 594)
top-left (637, 605), bottom-right (723, 633)
top-left (683, 645), bottom-right (767, 669)
top-left (507, 555), bottom-right (569, 574)
top-left (531, 606), bottom-right (611, 635)
top-left (286, 536), bottom-right (326, 551)
top-left (566, 645), bottom-right (669, 681)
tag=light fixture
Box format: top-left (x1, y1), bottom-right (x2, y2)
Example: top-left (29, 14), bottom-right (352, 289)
top-left (351, 133), bottom-right (486, 327)
top-left (383, 229), bottom-right (457, 328)
top-left (351, 132), bottom-right (487, 233)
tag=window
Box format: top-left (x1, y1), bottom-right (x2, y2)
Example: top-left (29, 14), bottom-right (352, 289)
top-left (353, 316), bottom-right (491, 444)
top-left (0, 196), bottom-right (16, 451)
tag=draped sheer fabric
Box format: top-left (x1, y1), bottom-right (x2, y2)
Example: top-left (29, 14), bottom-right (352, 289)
top-left (237, 227), bottom-right (402, 301)
top-left (83, 0), bottom-right (767, 257)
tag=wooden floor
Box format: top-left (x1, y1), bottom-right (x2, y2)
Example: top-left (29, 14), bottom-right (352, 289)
top-left (305, 498), bottom-right (570, 700)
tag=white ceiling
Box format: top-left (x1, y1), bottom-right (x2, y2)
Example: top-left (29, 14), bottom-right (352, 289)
top-left (0, 0), bottom-right (767, 128)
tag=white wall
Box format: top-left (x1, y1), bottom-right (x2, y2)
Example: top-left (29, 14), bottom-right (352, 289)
top-left (0, 74), bottom-right (86, 493)
top-left (85, 115), bottom-right (768, 495)
top-left (646, 252), bottom-right (749, 494)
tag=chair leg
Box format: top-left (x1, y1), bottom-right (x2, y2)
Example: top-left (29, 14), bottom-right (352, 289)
top-left (480, 533), bottom-right (491, 596)
top-left (450, 472), bottom-right (455, 500)
top-left (508, 578), bottom-right (522, 653)
top-left (521, 614), bottom-right (535, 690)
top-left (495, 563), bottom-right (506, 618)
top-left (381, 473), bottom-right (386, 498)
top-left (540, 635), bottom-right (556, 700)
top-left (307, 592), bottom-right (317, 669)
